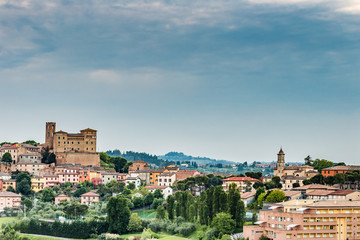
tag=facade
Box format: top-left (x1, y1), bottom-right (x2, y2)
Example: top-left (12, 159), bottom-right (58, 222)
top-left (322, 165), bottom-right (360, 177)
top-left (101, 172), bottom-right (118, 185)
top-left (117, 173), bottom-right (127, 182)
top-left (158, 172), bottom-right (176, 186)
top-left (57, 172), bottom-right (79, 184)
top-left (244, 200), bottom-right (360, 240)
top-left (0, 192), bottom-right (21, 210)
top-left (80, 192), bottom-right (100, 205)
top-left (14, 162), bottom-right (55, 176)
top-left (2, 180), bottom-right (16, 191)
top-left (55, 194), bottom-right (70, 204)
top-left (31, 176), bottom-right (45, 192)
top-left (241, 192), bottom-right (256, 207)
top-left (0, 143), bottom-right (40, 164)
top-left (128, 160), bottom-right (150, 173)
top-left (126, 176), bottom-right (141, 189)
top-left (91, 178), bottom-right (102, 186)
top-left (145, 186), bottom-right (173, 199)
top-left (18, 152), bottom-right (42, 163)
top-left (0, 172), bottom-right (11, 181)
top-left (282, 176), bottom-right (307, 190)
top-left (150, 169), bottom-right (166, 185)
top-left (222, 177), bottom-right (260, 192)
top-left (43, 175), bottom-right (60, 188)
top-left (293, 184), bottom-right (339, 194)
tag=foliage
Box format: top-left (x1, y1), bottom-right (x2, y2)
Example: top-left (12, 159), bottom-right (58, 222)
top-left (0, 225), bottom-right (20, 240)
top-left (152, 198), bottom-right (163, 210)
top-left (41, 188), bottom-right (56, 202)
top-left (257, 192), bottom-right (266, 208)
top-left (245, 172), bottom-right (262, 179)
top-left (153, 189), bottom-right (163, 199)
top-left (133, 197), bottom-right (144, 209)
top-left (166, 195), bottom-right (175, 220)
top-left (127, 213), bottom-right (143, 232)
top-left (6, 186), bottom-right (15, 193)
top-left (63, 202), bottom-right (89, 217)
top-left (14, 218), bottom-right (108, 239)
top-left (23, 140), bottom-right (39, 146)
top-left (311, 159), bottom-right (334, 172)
top-left (1, 153), bottom-right (12, 163)
top-left (16, 179), bottom-right (32, 196)
top-left (265, 190), bottom-right (287, 203)
top-left (144, 193), bottom-right (154, 206)
top-left (42, 147), bottom-right (56, 164)
top-left (74, 187), bottom-right (88, 198)
top-left (22, 198), bottom-right (33, 211)
top-left (292, 183), bottom-right (300, 188)
top-left (107, 195), bottom-right (131, 234)
top-left (212, 212), bottom-right (235, 234)
top-left (156, 206), bottom-right (166, 219)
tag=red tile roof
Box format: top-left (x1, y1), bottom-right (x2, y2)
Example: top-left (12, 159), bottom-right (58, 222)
top-left (81, 192), bottom-right (100, 197)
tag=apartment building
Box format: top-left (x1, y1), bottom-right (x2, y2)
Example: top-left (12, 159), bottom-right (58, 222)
top-left (244, 200), bottom-right (360, 240)
top-left (0, 192), bottom-right (21, 210)
top-left (158, 172), bottom-right (176, 186)
top-left (222, 176), bottom-right (260, 192)
top-left (80, 192), bottom-right (100, 205)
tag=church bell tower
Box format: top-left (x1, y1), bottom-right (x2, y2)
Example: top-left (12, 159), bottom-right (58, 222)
top-left (277, 148), bottom-right (285, 170)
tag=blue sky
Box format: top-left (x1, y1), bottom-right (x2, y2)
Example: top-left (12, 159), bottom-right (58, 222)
top-left (0, 0), bottom-right (359, 163)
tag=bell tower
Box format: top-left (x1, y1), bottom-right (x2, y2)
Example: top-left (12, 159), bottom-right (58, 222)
top-left (277, 148), bottom-right (285, 170)
top-left (45, 122), bottom-right (56, 149)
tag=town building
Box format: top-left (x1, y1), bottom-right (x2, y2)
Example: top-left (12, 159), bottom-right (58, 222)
top-left (43, 175), bottom-right (60, 188)
top-left (145, 186), bottom-right (173, 199)
top-left (244, 200), bottom-right (360, 240)
top-left (0, 172), bottom-right (11, 181)
top-left (128, 160), bottom-right (150, 173)
top-left (80, 192), bottom-right (100, 205)
top-left (158, 172), bottom-right (176, 186)
top-left (101, 172), bottom-right (118, 185)
top-left (57, 172), bottom-right (79, 185)
top-left (176, 170), bottom-right (201, 181)
top-left (0, 192), bottom-right (21, 210)
top-left (241, 192), bottom-right (256, 207)
top-left (126, 176), bottom-right (141, 189)
top-left (18, 152), bottom-right (42, 163)
top-left (117, 173), bottom-right (127, 182)
top-left (31, 176), bottom-right (45, 192)
top-left (55, 194), bottom-right (71, 204)
top-left (222, 176), bottom-right (260, 192)
top-left (322, 165), bottom-right (360, 177)
top-left (0, 143), bottom-right (40, 164)
top-left (14, 162), bottom-right (55, 176)
top-left (2, 179), bottom-right (16, 191)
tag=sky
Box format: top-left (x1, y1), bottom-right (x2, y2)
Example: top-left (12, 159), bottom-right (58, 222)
top-left (0, 0), bottom-right (359, 164)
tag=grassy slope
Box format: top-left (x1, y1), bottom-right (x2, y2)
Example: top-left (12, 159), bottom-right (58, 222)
top-left (0, 217), bottom-right (18, 228)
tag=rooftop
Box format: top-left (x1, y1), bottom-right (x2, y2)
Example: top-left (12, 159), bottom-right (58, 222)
top-left (81, 192), bottom-right (100, 197)
top-left (293, 184), bottom-right (339, 191)
top-left (306, 200), bottom-right (360, 208)
top-left (322, 165), bottom-right (360, 171)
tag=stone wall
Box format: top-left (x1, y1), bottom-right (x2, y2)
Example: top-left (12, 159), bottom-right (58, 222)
top-left (56, 152), bottom-right (100, 166)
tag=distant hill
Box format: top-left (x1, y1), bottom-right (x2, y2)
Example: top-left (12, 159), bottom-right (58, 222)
top-left (158, 151), bottom-right (236, 165)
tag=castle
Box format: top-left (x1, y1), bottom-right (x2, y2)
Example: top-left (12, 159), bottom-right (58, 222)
top-left (45, 122), bottom-right (100, 166)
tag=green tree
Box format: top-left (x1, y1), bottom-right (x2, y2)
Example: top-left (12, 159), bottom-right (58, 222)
top-left (152, 198), bottom-right (163, 210)
top-left (265, 190), bottom-right (287, 203)
top-left (42, 147), bottom-right (56, 164)
top-left (292, 182), bottom-right (300, 188)
top-left (107, 195), bottom-right (131, 234)
top-left (63, 202), bottom-right (89, 217)
top-left (189, 204), bottom-right (196, 222)
top-left (166, 195), bottom-right (175, 220)
top-left (156, 206), bottom-right (166, 219)
top-left (23, 140), bottom-right (39, 146)
top-left (251, 212), bottom-right (257, 224)
top-left (1, 153), bottom-right (12, 163)
top-left (144, 192), bottom-right (154, 206)
top-left (154, 189), bottom-right (163, 199)
top-left (212, 212), bottom-right (235, 235)
top-left (257, 192), bottom-right (266, 208)
top-left (311, 159), bottom-right (334, 172)
top-left (22, 198), bottom-right (33, 211)
top-left (127, 213), bottom-right (143, 232)
top-left (73, 187), bottom-right (87, 198)
top-left (6, 186), bottom-right (15, 193)
top-left (16, 179), bottom-right (31, 195)
top-left (41, 188), bottom-right (56, 202)
top-left (127, 183), bottom-right (136, 190)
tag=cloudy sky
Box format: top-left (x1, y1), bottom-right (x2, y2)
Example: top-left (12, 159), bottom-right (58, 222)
top-left (0, 0), bottom-right (359, 163)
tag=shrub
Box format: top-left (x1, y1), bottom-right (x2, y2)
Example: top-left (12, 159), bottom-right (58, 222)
top-left (205, 228), bottom-right (219, 240)
top-left (175, 222), bottom-right (196, 236)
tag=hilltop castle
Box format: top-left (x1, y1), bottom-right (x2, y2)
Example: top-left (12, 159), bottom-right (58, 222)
top-left (45, 122), bottom-right (100, 166)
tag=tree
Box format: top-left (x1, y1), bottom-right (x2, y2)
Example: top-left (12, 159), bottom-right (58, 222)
top-left (251, 212), bottom-right (257, 224)
top-left (127, 213), bottom-right (143, 232)
top-left (265, 190), bottom-right (287, 203)
top-left (152, 198), bottom-right (163, 209)
top-left (245, 172), bottom-right (262, 179)
top-left (257, 192), bottom-right (266, 208)
top-left (127, 183), bottom-right (136, 190)
top-left (292, 183), bottom-right (300, 188)
top-left (107, 195), bottom-right (131, 234)
top-left (42, 147), bottom-right (56, 164)
top-left (23, 140), bottom-right (39, 146)
top-left (253, 181), bottom-right (264, 189)
top-left (132, 197), bottom-right (144, 208)
top-left (166, 195), bottom-right (175, 220)
top-left (16, 179), bottom-right (32, 195)
top-left (156, 206), bottom-right (166, 219)
top-left (325, 176), bottom-right (335, 185)
top-left (6, 186), bottom-right (15, 193)
top-left (311, 159), bottom-right (334, 172)
top-left (63, 202), bottom-right (89, 217)
top-left (144, 193), bottom-right (154, 206)
top-left (1, 153), bottom-right (12, 163)
top-left (41, 188), bottom-right (56, 202)
top-left (304, 155), bottom-right (312, 166)
top-left (309, 174), bottom-right (325, 184)
top-left (73, 187), bottom-right (87, 198)
top-left (154, 189), bottom-right (163, 199)
top-left (212, 212), bottom-right (235, 235)
top-left (22, 198), bottom-right (33, 211)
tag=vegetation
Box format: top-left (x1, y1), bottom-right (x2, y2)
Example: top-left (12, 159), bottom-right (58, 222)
top-left (1, 152), bottom-right (12, 163)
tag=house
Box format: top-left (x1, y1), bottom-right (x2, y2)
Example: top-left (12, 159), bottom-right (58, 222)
top-left (283, 191), bottom-right (302, 200)
top-left (241, 192), bottom-right (255, 207)
top-left (80, 192), bottom-right (100, 205)
top-left (31, 176), bottom-right (45, 192)
top-left (0, 192), bottom-right (21, 210)
top-left (43, 175), bottom-right (60, 188)
top-left (145, 186), bottom-right (173, 199)
top-left (126, 176), bottom-right (141, 189)
top-left (322, 165), bottom-right (360, 177)
top-left (0, 172), bottom-right (11, 181)
top-left (327, 190), bottom-right (360, 201)
top-left (222, 177), bottom-right (260, 192)
top-left (158, 172), bottom-right (176, 186)
top-left (292, 184), bottom-right (339, 194)
top-left (117, 173), bottom-right (127, 182)
top-left (128, 160), bottom-right (150, 173)
top-left (176, 170), bottom-right (201, 181)
top-left (57, 172), bottom-right (79, 185)
top-left (91, 178), bottom-right (102, 187)
top-left (100, 172), bottom-right (118, 185)
top-left (55, 194), bottom-right (71, 204)
top-left (2, 179), bottom-right (16, 191)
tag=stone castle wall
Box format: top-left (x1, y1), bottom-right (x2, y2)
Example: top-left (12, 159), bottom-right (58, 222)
top-left (56, 152), bottom-right (100, 166)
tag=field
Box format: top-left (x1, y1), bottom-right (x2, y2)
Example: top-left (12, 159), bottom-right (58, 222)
top-left (118, 232), bottom-right (190, 240)
top-left (134, 209), bottom-right (156, 219)
top-left (0, 217), bottom-right (18, 228)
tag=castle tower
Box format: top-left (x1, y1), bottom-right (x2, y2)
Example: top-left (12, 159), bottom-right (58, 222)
top-left (45, 122), bottom-right (56, 149)
top-left (277, 148), bottom-right (285, 170)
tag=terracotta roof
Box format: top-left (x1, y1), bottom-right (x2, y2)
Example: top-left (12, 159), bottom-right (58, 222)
top-left (322, 165), bottom-right (360, 171)
top-left (80, 128), bottom-right (97, 132)
top-left (0, 192), bottom-right (21, 197)
top-left (283, 191), bottom-right (301, 197)
top-left (159, 172), bottom-right (176, 177)
top-left (56, 194), bottom-right (69, 198)
top-left (328, 190), bottom-right (356, 196)
top-left (306, 200), bottom-right (360, 208)
top-left (305, 190), bottom-right (334, 196)
top-left (223, 177), bottom-right (259, 182)
top-left (241, 192), bottom-right (255, 199)
top-left (278, 148), bottom-right (284, 154)
top-left (81, 192), bottom-right (99, 197)
top-left (293, 184), bottom-right (339, 191)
